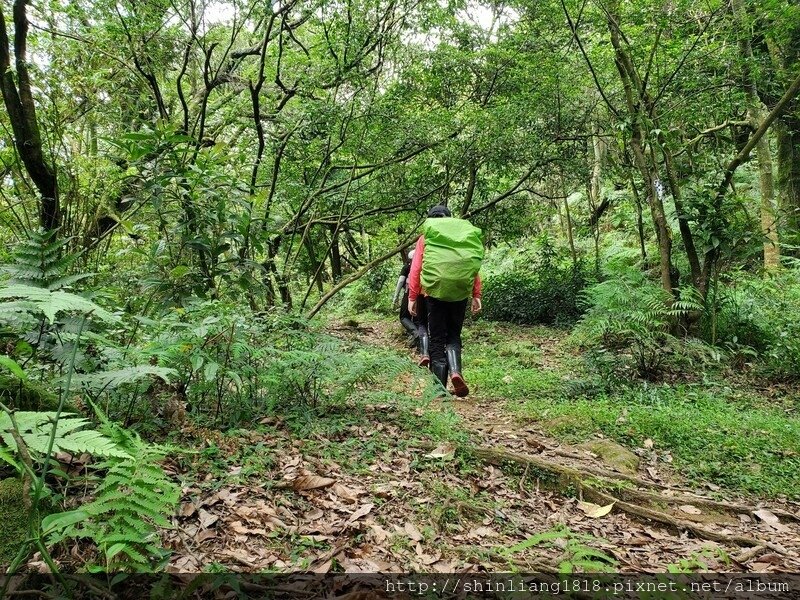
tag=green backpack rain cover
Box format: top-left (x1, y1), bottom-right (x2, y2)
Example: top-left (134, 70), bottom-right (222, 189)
top-left (421, 217), bottom-right (484, 302)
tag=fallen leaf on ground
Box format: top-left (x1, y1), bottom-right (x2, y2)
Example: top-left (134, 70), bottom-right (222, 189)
top-left (577, 501), bottom-right (614, 518)
top-left (293, 473), bottom-right (336, 491)
top-left (346, 503), bottom-right (374, 525)
top-left (332, 482), bottom-right (359, 503)
top-left (198, 508), bottom-right (219, 528)
top-left (405, 521), bottom-right (423, 542)
top-left (304, 508), bottom-right (324, 520)
top-left (369, 523), bottom-right (389, 544)
top-left (643, 438), bottom-right (654, 449)
top-left (196, 529), bottom-right (216, 542)
top-left (311, 559), bottom-right (333, 573)
top-left (425, 443), bottom-right (455, 460)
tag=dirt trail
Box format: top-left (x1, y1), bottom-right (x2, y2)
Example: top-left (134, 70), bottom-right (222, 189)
top-left (163, 319), bottom-right (800, 574)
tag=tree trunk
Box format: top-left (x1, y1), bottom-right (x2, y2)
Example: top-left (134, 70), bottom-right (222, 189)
top-left (562, 187), bottom-right (577, 267)
top-left (461, 160), bottom-right (478, 216)
top-left (0, 2), bottom-right (59, 230)
top-left (606, 0), bottom-right (673, 294)
top-left (329, 224), bottom-right (342, 281)
top-left (588, 121), bottom-right (605, 273)
top-left (767, 21), bottom-right (800, 251)
top-left (776, 116), bottom-right (800, 243)
top-left (630, 174), bottom-right (648, 268)
top-left (734, 0), bottom-right (780, 270)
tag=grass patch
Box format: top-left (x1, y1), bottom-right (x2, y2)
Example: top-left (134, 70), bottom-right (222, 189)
top-left (518, 385), bottom-right (800, 498)
top-left (463, 319), bottom-right (800, 499)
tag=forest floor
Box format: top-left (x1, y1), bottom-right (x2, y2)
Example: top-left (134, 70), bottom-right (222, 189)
top-left (160, 317), bottom-right (800, 576)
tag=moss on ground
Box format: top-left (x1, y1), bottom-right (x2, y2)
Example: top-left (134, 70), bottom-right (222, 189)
top-left (0, 375), bottom-right (59, 411)
top-left (0, 477), bottom-right (28, 567)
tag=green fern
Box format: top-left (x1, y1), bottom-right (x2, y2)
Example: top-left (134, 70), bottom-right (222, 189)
top-left (573, 271), bottom-right (677, 377)
top-left (502, 526), bottom-right (618, 573)
top-left (2, 229), bottom-right (88, 291)
top-left (0, 411), bottom-right (130, 459)
top-left (42, 424), bottom-right (179, 571)
top-left (0, 284), bottom-right (117, 324)
top-left (70, 365), bottom-right (176, 391)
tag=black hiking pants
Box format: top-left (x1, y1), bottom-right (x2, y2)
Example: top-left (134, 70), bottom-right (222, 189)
top-left (426, 297), bottom-right (467, 368)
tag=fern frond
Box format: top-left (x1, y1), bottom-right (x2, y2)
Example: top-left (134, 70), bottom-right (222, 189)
top-left (0, 412), bottom-right (130, 459)
top-left (0, 285), bottom-right (117, 324)
top-left (44, 435), bottom-right (179, 571)
top-left (70, 366), bottom-right (175, 391)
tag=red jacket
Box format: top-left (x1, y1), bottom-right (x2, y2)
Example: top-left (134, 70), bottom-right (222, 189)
top-left (408, 235), bottom-right (482, 302)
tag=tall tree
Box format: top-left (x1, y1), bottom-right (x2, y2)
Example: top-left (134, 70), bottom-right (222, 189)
top-left (0, 0), bottom-right (59, 230)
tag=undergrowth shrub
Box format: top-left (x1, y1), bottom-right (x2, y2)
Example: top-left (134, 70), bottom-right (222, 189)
top-left (481, 238), bottom-right (590, 325)
top-left (571, 269), bottom-right (705, 379)
top-left (102, 300), bottom-right (431, 428)
top-left (713, 272), bottom-right (800, 380)
top-left (42, 415), bottom-right (179, 571)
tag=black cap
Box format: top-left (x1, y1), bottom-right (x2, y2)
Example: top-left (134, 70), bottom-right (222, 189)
top-left (428, 205), bottom-right (451, 218)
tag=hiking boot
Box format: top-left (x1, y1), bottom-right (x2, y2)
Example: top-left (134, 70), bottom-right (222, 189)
top-left (417, 333), bottom-right (430, 367)
top-left (446, 344), bottom-right (469, 398)
top-left (401, 317), bottom-right (417, 339)
top-left (431, 359), bottom-right (449, 392)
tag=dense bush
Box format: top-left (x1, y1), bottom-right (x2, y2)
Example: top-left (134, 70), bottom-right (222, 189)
top-left (572, 266), bottom-right (800, 382)
top-left (569, 267), bottom-right (728, 380)
top-left (715, 273), bottom-right (800, 380)
top-left (481, 240), bottom-right (591, 325)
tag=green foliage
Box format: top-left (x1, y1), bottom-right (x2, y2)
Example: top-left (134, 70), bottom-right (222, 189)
top-left (708, 272), bottom-right (800, 380)
top-left (342, 260), bottom-right (395, 314)
top-left (104, 300), bottom-right (430, 428)
top-left (70, 366), bottom-right (176, 391)
top-left (0, 284), bottom-right (116, 325)
top-left (520, 385), bottom-right (800, 498)
top-left (572, 272), bottom-right (670, 379)
top-left (571, 269), bottom-right (703, 379)
top-left (262, 328), bottom-right (417, 411)
top-left (0, 412), bottom-right (130, 460)
top-left (482, 238), bottom-right (590, 325)
top-left (2, 229), bottom-right (87, 291)
top-left (667, 547), bottom-right (731, 573)
top-left (43, 424), bottom-right (179, 571)
top-left (0, 236), bottom-right (115, 378)
top-left (502, 525), bottom-right (617, 573)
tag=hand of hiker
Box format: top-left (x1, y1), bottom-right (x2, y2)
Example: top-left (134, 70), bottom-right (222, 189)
top-left (408, 299), bottom-right (417, 316)
top-left (471, 297), bottom-right (482, 314)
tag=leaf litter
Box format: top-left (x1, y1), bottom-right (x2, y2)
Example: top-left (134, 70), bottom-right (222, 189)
top-left (157, 319), bottom-right (800, 574)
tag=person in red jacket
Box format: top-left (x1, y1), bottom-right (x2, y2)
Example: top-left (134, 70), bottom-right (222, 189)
top-left (407, 205), bottom-right (482, 397)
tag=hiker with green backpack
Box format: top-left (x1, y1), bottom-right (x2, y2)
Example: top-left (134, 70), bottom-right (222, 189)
top-left (407, 205), bottom-right (484, 397)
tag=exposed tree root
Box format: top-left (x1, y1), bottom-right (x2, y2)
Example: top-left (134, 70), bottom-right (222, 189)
top-left (584, 487), bottom-right (786, 555)
top-left (465, 445), bottom-right (668, 491)
top-left (417, 442), bottom-right (795, 553)
top-left (616, 485), bottom-right (800, 523)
